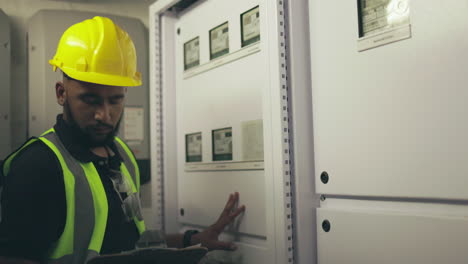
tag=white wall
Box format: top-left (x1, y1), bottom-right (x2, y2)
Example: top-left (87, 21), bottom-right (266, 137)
top-left (0, 0), bottom-right (153, 150)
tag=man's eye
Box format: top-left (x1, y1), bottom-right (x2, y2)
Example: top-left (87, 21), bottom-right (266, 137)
top-left (110, 97), bottom-right (124, 104)
top-left (82, 97), bottom-right (100, 105)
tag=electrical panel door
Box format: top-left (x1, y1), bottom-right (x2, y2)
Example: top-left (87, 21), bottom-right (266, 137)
top-left (151, 0), bottom-right (294, 263)
top-left (310, 0), bottom-right (468, 199)
top-left (318, 200), bottom-right (468, 264)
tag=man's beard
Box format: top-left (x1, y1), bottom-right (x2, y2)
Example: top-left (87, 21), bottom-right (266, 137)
top-left (64, 101), bottom-right (122, 147)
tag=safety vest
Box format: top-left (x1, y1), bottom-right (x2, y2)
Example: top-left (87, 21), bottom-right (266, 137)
top-left (2, 129), bottom-right (146, 264)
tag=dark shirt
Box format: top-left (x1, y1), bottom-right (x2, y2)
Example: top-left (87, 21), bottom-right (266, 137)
top-left (0, 115), bottom-right (140, 262)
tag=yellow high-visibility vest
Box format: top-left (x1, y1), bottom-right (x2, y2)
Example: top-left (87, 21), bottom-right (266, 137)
top-left (2, 128), bottom-right (145, 264)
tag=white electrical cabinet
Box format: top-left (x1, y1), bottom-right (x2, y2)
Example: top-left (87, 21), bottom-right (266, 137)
top-left (0, 9), bottom-right (10, 160)
top-left (174, 0), bottom-right (266, 238)
top-left (310, 0), bottom-right (468, 200)
top-left (150, 0), bottom-right (294, 263)
top-left (27, 10), bottom-right (157, 227)
top-left (149, 0), bottom-right (468, 263)
top-left (310, 0), bottom-right (468, 263)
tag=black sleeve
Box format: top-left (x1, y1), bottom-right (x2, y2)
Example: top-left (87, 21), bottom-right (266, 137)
top-left (0, 141), bottom-right (66, 262)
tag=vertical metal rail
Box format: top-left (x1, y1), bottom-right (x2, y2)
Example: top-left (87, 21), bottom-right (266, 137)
top-left (277, 0), bottom-right (295, 263)
top-left (150, 11), bottom-right (164, 231)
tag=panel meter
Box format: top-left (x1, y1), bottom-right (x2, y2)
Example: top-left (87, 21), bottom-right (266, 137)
top-left (185, 132), bottom-right (202, 162)
top-left (184, 36), bottom-right (200, 70)
top-left (212, 127), bottom-right (233, 161)
top-left (241, 6), bottom-right (260, 47)
top-left (209, 22), bottom-right (229, 60)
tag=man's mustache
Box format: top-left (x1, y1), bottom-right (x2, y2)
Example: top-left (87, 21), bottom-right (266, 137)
top-left (90, 122), bottom-right (113, 130)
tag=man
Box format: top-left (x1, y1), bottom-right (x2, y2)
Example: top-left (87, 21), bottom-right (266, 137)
top-left (0, 16), bottom-right (245, 264)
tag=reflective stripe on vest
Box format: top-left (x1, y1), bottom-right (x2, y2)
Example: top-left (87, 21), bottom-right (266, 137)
top-left (113, 137), bottom-right (145, 234)
top-left (3, 129), bottom-right (145, 264)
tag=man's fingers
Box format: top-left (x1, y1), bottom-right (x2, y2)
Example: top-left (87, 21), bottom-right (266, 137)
top-left (226, 192), bottom-right (239, 209)
top-left (214, 205), bottom-right (245, 232)
top-left (221, 192), bottom-right (239, 216)
top-left (229, 205), bottom-right (246, 219)
top-left (213, 192), bottom-right (244, 231)
top-left (222, 194), bottom-right (234, 214)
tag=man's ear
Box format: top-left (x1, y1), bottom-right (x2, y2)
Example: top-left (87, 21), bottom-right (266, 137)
top-left (56, 81), bottom-right (66, 106)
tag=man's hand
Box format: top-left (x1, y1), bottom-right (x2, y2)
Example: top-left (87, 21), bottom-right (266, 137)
top-left (191, 192), bottom-right (246, 251)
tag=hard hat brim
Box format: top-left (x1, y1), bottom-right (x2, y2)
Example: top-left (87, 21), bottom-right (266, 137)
top-left (50, 60), bottom-right (142, 87)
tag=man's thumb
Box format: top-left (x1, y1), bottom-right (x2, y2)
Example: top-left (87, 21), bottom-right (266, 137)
top-left (212, 241), bottom-right (238, 251)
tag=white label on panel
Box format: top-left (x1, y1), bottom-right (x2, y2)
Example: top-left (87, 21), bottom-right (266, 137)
top-left (358, 24), bottom-right (411, 51)
top-left (124, 106), bottom-right (144, 142)
top-left (242, 119), bottom-right (264, 161)
top-left (183, 43), bottom-right (261, 79)
top-left (185, 161), bottom-right (264, 172)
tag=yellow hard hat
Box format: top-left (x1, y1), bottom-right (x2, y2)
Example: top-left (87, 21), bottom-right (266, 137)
top-left (49, 16), bottom-right (141, 87)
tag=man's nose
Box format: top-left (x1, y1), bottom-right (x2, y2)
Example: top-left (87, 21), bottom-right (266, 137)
top-left (94, 103), bottom-right (111, 123)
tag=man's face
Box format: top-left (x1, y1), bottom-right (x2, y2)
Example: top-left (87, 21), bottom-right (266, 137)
top-left (56, 78), bottom-right (126, 146)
